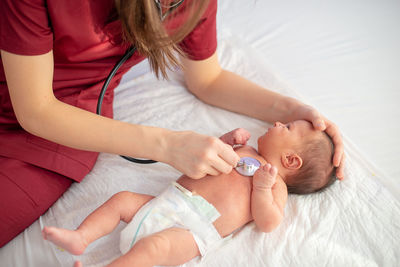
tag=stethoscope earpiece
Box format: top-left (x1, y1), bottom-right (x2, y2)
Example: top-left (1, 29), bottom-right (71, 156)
top-left (154, 0), bottom-right (185, 21)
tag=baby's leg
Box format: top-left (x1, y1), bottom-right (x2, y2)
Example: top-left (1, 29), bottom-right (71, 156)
top-left (108, 227), bottom-right (200, 267)
top-left (42, 191), bottom-right (153, 255)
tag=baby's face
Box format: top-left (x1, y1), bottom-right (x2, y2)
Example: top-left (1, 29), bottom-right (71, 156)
top-left (257, 120), bottom-right (318, 161)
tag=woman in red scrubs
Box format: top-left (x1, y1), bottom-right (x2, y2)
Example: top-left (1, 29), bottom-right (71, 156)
top-left (0, 0), bottom-right (345, 247)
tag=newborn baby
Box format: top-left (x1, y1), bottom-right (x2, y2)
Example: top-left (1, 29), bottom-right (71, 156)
top-left (43, 120), bottom-right (335, 267)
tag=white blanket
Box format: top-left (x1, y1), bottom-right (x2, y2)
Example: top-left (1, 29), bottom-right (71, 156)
top-left (38, 36), bottom-right (399, 266)
top-left (1, 1), bottom-right (399, 265)
top-left (0, 33), bottom-right (398, 266)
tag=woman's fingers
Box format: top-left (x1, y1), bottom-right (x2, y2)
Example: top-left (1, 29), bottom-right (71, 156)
top-left (218, 142), bottom-right (240, 167)
top-left (301, 106), bottom-right (345, 179)
top-left (319, 119), bottom-right (345, 179)
top-left (204, 165), bottom-right (221, 177)
top-left (328, 126), bottom-right (343, 166)
top-left (322, 119), bottom-right (344, 164)
top-left (335, 153), bottom-right (345, 180)
top-left (166, 131), bottom-right (240, 179)
top-left (306, 108), bottom-right (326, 131)
top-left (200, 142), bottom-right (239, 177)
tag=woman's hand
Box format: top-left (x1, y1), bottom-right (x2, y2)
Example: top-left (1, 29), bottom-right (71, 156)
top-left (291, 104), bottom-right (345, 180)
top-left (181, 52), bottom-right (344, 179)
top-left (163, 131), bottom-right (241, 179)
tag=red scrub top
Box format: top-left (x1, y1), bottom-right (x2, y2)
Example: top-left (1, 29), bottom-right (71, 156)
top-left (0, 0), bottom-right (217, 182)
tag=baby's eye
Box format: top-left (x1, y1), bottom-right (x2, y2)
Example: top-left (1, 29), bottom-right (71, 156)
top-left (286, 124), bottom-right (290, 129)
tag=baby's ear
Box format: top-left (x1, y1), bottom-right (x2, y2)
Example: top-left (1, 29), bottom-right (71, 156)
top-left (281, 151), bottom-right (303, 170)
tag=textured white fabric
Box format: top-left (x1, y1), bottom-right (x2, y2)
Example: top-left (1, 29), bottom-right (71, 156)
top-left (218, 0), bottom-right (400, 183)
top-left (0, 1), bottom-right (399, 266)
top-left (35, 36), bottom-right (399, 267)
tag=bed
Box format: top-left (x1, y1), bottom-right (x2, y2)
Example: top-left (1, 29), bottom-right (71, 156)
top-left (1, 0), bottom-right (399, 266)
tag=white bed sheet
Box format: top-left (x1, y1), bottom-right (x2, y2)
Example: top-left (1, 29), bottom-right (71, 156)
top-left (1, 1), bottom-right (399, 266)
top-left (218, 0), bottom-right (400, 185)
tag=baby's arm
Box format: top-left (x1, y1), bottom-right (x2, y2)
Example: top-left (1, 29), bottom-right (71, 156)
top-left (251, 164), bottom-right (288, 232)
top-left (219, 128), bottom-right (251, 146)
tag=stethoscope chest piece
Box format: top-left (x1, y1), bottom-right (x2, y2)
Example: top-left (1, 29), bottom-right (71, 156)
top-left (235, 157), bottom-right (261, 176)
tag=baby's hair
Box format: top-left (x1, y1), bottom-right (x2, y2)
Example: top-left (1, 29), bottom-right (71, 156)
top-left (286, 132), bottom-right (336, 195)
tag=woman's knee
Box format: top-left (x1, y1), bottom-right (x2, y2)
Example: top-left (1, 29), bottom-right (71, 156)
top-left (0, 158), bottom-right (72, 247)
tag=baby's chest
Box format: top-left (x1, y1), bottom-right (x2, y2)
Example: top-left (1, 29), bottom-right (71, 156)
top-left (211, 175), bottom-right (253, 218)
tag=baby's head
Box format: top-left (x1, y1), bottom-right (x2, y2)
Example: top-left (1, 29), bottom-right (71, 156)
top-left (257, 120), bottom-right (336, 194)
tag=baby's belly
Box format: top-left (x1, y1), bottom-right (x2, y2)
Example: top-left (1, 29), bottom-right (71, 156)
top-left (177, 170), bottom-right (253, 237)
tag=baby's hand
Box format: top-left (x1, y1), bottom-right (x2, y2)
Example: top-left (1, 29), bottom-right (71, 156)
top-left (253, 164), bottom-right (278, 190)
top-left (219, 128), bottom-right (251, 146)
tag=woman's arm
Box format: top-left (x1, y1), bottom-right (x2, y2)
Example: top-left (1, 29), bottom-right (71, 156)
top-left (1, 50), bottom-right (239, 178)
top-left (251, 164), bottom-right (287, 232)
top-left (181, 52), bottom-right (295, 122)
top-left (2, 50), bottom-right (168, 160)
top-left (181, 53), bottom-right (345, 179)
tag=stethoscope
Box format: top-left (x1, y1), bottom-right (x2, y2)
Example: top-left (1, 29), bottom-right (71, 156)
top-left (96, 0), bottom-right (184, 164)
top-left (96, 0), bottom-right (260, 175)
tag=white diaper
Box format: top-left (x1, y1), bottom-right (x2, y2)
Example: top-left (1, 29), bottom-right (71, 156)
top-left (119, 182), bottom-right (223, 257)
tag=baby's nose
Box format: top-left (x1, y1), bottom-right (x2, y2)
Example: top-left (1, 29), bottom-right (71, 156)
top-left (274, 121), bottom-right (283, 127)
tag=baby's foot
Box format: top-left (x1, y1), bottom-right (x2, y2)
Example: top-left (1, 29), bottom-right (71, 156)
top-left (42, 226), bottom-right (87, 255)
top-left (253, 163), bottom-right (278, 190)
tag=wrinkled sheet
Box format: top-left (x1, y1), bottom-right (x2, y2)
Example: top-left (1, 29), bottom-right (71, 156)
top-left (1, 1), bottom-right (399, 266)
top-left (6, 36), bottom-right (400, 267)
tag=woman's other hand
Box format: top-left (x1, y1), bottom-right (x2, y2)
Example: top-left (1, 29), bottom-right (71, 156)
top-left (163, 131), bottom-right (240, 179)
top-left (292, 104), bottom-right (345, 180)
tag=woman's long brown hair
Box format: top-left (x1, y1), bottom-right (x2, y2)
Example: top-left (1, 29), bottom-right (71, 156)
top-left (116, 0), bottom-right (210, 78)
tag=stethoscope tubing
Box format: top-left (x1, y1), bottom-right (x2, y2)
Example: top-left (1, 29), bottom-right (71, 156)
top-left (96, 0), bottom-right (185, 164)
top-left (96, 46), bottom-right (157, 164)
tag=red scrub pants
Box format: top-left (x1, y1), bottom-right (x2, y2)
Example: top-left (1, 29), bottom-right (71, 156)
top-left (0, 156), bottom-right (73, 247)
